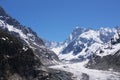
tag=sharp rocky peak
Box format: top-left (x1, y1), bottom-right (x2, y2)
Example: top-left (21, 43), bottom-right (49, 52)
top-left (47, 26), bottom-right (117, 61)
top-left (0, 6), bottom-right (59, 65)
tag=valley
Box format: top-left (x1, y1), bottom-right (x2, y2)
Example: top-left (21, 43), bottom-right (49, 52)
top-left (1, 4), bottom-right (120, 80)
top-left (50, 61), bottom-right (120, 80)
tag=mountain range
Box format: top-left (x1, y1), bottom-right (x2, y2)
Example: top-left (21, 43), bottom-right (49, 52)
top-left (47, 25), bottom-right (120, 72)
top-left (1, 6), bottom-right (120, 80)
top-left (47, 27), bottom-right (116, 60)
top-left (47, 26), bottom-right (120, 79)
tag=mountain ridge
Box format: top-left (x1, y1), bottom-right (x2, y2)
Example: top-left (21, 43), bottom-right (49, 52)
top-left (1, 5), bottom-right (120, 79)
top-left (47, 27), bottom-right (117, 61)
top-left (0, 6), bottom-right (60, 65)
top-left (0, 6), bottom-right (74, 80)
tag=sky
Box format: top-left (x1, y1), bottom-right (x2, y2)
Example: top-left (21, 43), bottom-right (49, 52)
top-left (0, 0), bottom-right (120, 42)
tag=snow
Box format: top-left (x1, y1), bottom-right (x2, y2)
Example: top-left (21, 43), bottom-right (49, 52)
top-left (33, 42), bottom-right (46, 49)
top-left (69, 34), bottom-right (73, 40)
top-left (0, 20), bottom-right (39, 50)
top-left (51, 46), bottom-right (63, 55)
top-left (100, 27), bottom-right (116, 33)
top-left (27, 33), bottom-right (35, 41)
top-left (6, 55), bottom-right (10, 58)
top-left (50, 42), bottom-right (69, 56)
top-left (1, 37), bottom-right (9, 41)
top-left (49, 27), bottom-right (117, 61)
top-left (0, 20), bottom-right (5, 27)
top-left (22, 46), bottom-right (28, 51)
top-left (1, 37), bottom-right (6, 41)
top-left (53, 42), bottom-right (104, 61)
top-left (88, 43), bottom-right (102, 53)
top-left (6, 24), bottom-right (27, 39)
top-left (49, 60), bottom-right (120, 80)
top-left (0, 20), bottom-right (31, 42)
top-left (59, 51), bottom-right (78, 60)
top-left (97, 43), bottom-right (120, 57)
top-left (79, 30), bottom-right (102, 43)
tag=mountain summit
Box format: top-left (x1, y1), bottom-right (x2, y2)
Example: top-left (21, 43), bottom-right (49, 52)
top-left (0, 6), bottom-right (60, 65)
top-left (0, 6), bottom-right (73, 80)
top-left (48, 27), bottom-right (117, 61)
top-left (48, 27), bottom-right (120, 79)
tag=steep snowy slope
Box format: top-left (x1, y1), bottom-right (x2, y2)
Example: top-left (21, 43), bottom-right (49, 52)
top-left (0, 6), bottom-right (74, 80)
top-left (0, 7), bottom-right (60, 65)
top-left (48, 28), bottom-right (120, 80)
top-left (86, 28), bottom-right (120, 72)
top-left (49, 29), bottom-right (120, 79)
top-left (0, 28), bottom-right (74, 80)
top-left (48, 27), bottom-right (116, 61)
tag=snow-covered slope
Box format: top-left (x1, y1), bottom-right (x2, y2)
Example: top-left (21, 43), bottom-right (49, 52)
top-left (48, 27), bottom-right (116, 61)
top-left (49, 30), bottom-right (120, 79)
top-left (49, 30), bottom-right (120, 80)
top-left (0, 6), bottom-right (75, 80)
top-left (50, 60), bottom-right (120, 80)
top-left (0, 7), bottom-right (59, 65)
top-left (86, 28), bottom-right (120, 72)
top-left (45, 40), bottom-right (63, 49)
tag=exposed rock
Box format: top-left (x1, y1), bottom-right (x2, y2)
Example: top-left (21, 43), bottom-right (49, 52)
top-left (0, 6), bottom-right (73, 80)
top-left (0, 6), bottom-right (59, 66)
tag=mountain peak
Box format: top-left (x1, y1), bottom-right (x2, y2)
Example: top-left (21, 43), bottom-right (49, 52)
top-left (48, 27), bottom-right (117, 61)
top-left (0, 6), bottom-right (7, 16)
top-left (0, 6), bottom-right (21, 27)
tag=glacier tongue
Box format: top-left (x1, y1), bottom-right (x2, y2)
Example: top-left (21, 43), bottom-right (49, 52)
top-left (49, 60), bottom-right (120, 80)
top-left (48, 27), bottom-right (120, 80)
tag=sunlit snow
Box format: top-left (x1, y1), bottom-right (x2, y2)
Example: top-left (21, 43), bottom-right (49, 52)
top-left (50, 60), bottom-right (120, 80)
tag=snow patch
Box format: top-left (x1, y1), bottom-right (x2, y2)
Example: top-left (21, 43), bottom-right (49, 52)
top-left (1, 37), bottom-right (6, 41)
top-left (22, 46), bottom-right (28, 51)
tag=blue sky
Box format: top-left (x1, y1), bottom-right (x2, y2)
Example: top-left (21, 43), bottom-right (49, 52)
top-left (0, 0), bottom-right (120, 42)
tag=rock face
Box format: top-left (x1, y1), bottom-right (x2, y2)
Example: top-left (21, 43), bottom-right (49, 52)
top-left (46, 26), bottom-right (120, 72)
top-left (0, 29), bottom-right (40, 80)
top-left (48, 27), bottom-right (116, 61)
top-left (0, 6), bottom-right (59, 65)
top-left (86, 29), bottom-right (120, 72)
top-left (0, 29), bottom-right (73, 80)
top-left (86, 53), bottom-right (120, 72)
top-left (0, 6), bottom-right (73, 80)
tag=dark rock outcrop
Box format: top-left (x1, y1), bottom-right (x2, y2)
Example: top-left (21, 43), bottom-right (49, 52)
top-left (0, 26), bottom-right (73, 80)
top-left (86, 29), bottom-right (120, 72)
top-left (86, 52), bottom-right (120, 72)
top-left (0, 6), bottom-right (73, 80)
top-left (0, 29), bottom-right (41, 80)
top-left (0, 6), bottom-right (59, 65)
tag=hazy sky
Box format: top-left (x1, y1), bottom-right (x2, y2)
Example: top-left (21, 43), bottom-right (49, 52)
top-left (0, 0), bottom-right (120, 42)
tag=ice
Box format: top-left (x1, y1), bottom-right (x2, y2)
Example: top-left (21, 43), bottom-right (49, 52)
top-left (49, 60), bottom-right (120, 80)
